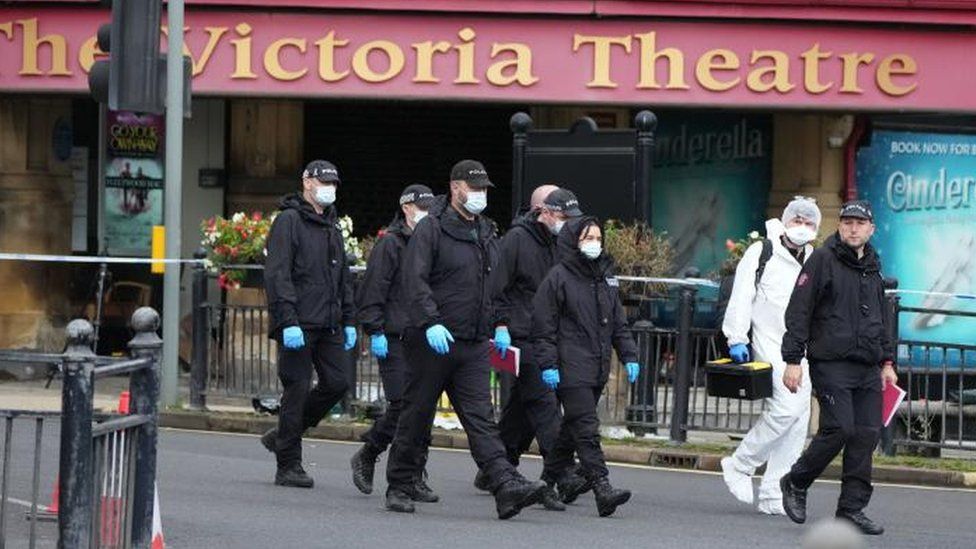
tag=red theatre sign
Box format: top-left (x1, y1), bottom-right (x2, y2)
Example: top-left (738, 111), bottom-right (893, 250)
top-left (1, 7), bottom-right (974, 111)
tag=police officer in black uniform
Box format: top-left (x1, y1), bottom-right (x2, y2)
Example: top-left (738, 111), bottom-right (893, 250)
top-left (779, 200), bottom-right (897, 535)
top-left (385, 160), bottom-right (548, 519)
top-left (476, 186), bottom-right (586, 510)
top-left (350, 185), bottom-right (438, 502)
top-left (261, 160), bottom-right (358, 488)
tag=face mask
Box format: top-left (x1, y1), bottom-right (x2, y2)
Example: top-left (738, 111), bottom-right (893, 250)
top-left (412, 210), bottom-right (428, 224)
top-left (549, 219), bottom-right (565, 235)
top-left (315, 185), bottom-right (336, 206)
top-left (785, 225), bottom-right (817, 246)
top-left (463, 190), bottom-right (487, 215)
top-left (579, 241), bottom-right (602, 260)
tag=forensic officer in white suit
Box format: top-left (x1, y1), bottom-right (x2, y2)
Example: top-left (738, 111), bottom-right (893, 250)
top-left (719, 197), bottom-right (822, 515)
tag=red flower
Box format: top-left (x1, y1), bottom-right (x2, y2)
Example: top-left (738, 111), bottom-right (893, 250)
top-left (725, 239), bottom-right (736, 251)
top-left (377, 229), bottom-right (386, 238)
top-left (251, 211), bottom-right (263, 221)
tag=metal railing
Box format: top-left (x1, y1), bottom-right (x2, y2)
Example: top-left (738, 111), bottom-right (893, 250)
top-left (0, 308), bottom-right (162, 548)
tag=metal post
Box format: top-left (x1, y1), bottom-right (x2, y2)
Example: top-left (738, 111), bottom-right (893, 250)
top-left (92, 262), bottom-right (109, 352)
top-left (510, 112), bottom-right (532, 220)
top-left (127, 308), bottom-right (163, 547)
top-left (190, 248), bottom-right (209, 410)
top-left (881, 278), bottom-right (900, 456)
top-left (633, 110), bottom-right (657, 225)
top-left (161, 0), bottom-right (185, 406)
top-left (58, 320), bottom-right (96, 549)
top-left (670, 286), bottom-right (696, 443)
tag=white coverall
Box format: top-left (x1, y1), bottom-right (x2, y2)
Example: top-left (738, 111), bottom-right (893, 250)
top-left (722, 219), bottom-right (812, 504)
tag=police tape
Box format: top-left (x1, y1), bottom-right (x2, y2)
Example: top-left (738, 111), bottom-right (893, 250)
top-left (615, 276), bottom-right (719, 288)
top-left (886, 289), bottom-right (976, 301)
top-left (0, 252), bottom-right (204, 265)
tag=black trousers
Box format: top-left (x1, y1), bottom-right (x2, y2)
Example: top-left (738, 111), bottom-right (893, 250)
top-left (275, 328), bottom-right (349, 468)
top-left (545, 386), bottom-right (609, 481)
top-left (386, 332), bottom-right (517, 492)
top-left (789, 361), bottom-right (882, 512)
top-left (362, 338), bottom-right (433, 456)
top-left (496, 340), bottom-right (563, 481)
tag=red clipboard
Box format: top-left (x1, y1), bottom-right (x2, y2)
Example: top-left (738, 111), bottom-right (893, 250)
top-left (489, 342), bottom-right (520, 377)
top-left (882, 380), bottom-right (906, 428)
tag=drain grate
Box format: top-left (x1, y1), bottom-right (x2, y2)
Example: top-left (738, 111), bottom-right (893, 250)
top-left (651, 453), bottom-right (699, 469)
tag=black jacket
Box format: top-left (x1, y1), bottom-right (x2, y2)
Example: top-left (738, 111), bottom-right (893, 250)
top-left (490, 211), bottom-right (557, 340)
top-left (264, 193), bottom-right (355, 335)
top-left (782, 233), bottom-right (894, 366)
top-left (530, 217), bottom-right (639, 388)
top-left (402, 195), bottom-right (499, 341)
top-left (357, 215), bottom-right (411, 336)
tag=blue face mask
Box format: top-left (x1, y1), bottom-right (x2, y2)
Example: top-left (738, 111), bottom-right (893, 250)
top-left (315, 185), bottom-right (336, 206)
top-left (580, 241), bottom-right (602, 260)
top-left (550, 220), bottom-right (565, 235)
top-left (463, 190), bottom-right (487, 214)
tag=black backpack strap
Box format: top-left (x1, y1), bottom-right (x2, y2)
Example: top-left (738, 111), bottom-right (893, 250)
top-left (754, 238), bottom-right (773, 289)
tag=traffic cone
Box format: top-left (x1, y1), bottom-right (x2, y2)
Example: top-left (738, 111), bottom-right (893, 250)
top-left (118, 390), bottom-right (131, 414)
top-left (98, 391), bottom-right (132, 546)
top-left (151, 482), bottom-right (165, 549)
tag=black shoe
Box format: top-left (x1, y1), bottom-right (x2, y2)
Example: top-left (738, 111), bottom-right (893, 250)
top-left (386, 488), bottom-right (416, 513)
top-left (592, 478), bottom-right (631, 517)
top-left (350, 445), bottom-right (380, 495)
top-left (494, 479), bottom-right (548, 520)
top-left (780, 475), bottom-right (807, 524)
top-left (473, 469), bottom-right (491, 493)
top-left (260, 428), bottom-right (277, 454)
top-left (540, 485), bottom-right (566, 511)
top-left (409, 473), bottom-right (440, 503)
top-left (556, 473), bottom-right (591, 504)
top-left (836, 510), bottom-right (885, 535)
top-left (275, 464), bottom-right (313, 488)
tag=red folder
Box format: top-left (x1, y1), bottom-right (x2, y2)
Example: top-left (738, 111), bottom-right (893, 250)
top-left (882, 380), bottom-right (907, 428)
top-left (489, 342), bottom-right (520, 377)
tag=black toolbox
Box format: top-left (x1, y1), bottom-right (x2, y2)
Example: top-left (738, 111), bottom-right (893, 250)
top-left (705, 359), bottom-right (773, 400)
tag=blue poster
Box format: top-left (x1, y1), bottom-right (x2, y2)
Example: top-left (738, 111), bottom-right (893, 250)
top-left (652, 114), bottom-right (771, 275)
top-left (857, 130), bottom-right (976, 362)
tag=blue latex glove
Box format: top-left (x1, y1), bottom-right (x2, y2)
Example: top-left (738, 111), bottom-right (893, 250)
top-left (344, 326), bottom-right (358, 351)
top-left (282, 326), bottom-right (304, 350)
top-left (370, 334), bottom-right (388, 359)
top-left (626, 362), bottom-right (641, 384)
top-left (426, 324), bottom-right (454, 355)
top-left (494, 326), bottom-right (511, 359)
top-left (730, 344), bottom-right (751, 364)
top-left (541, 368), bottom-right (560, 390)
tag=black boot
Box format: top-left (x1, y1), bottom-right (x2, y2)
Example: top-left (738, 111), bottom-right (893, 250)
top-left (473, 469), bottom-right (491, 493)
top-left (409, 471), bottom-right (440, 503)
top-left (540, 484), bottom-right (566, 511)
top-left (350, 444), bottom-right (381, 495)
top-left (275, 464), bottom-right (313, 488)
top-left (592, 478), bottom-right (630, 517)
top-left (836, 510), bottom-right (884, 535)
top-left (494, 479), bottom-right (548, 520)
top-left (780, 475), bottom-right (807, 524)
top-left (386, 488), bottom-right (415, 513)
top-left (260, 428), bottom-right (277, 454)
top-left (556, 473), bottom-right (590, 504)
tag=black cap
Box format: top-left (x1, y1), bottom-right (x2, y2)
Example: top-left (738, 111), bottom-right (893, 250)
top-left (840, 200), bottom-right (873, 221)
top-left (399, 184), bottom-right (436, 209)
top-left (450, 159), bottom-right (494, 188)
top-left (302, 160), bottom-right (340, 184)
top-left (543, 188), bottom-right (583, 217)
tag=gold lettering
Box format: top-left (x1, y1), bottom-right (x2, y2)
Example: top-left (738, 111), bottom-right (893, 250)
top-left (18, 18), bottom-right (71, 76)
top-left (230, 23), bottom-right (257, 79)
top-left (78, 35), bottom-right (105, 73)
top-left (0, 22), bottom-right (12, 39)
top-left (801, 43), bottom-right (832, 94)
top-left (877, 54), bottom-right (917, 96)
top-left (412, 40), bottom-right (451, 83)
top-left (263, 37), bottom-right (307, 81)
top-left (573, 34), bottom-right (632, 88)
top-left (486, 43), bottom-right (538, 86)
top-left (184, 27), bottom-right (228, 76)
top-left (838, 53), bottom-right (875, 94)
top-left (695, 49), bottom-right (740, 92)
top-left (746, 50), bottom-right (794, 93)
top-left (315, 30), bottom-right (349, 82)
top-left (352, 40), bottom-right (405, 83)
top-left (635, 32), bottom-right (688, 90)
top-left (454, 28), bottom-right (479, 84)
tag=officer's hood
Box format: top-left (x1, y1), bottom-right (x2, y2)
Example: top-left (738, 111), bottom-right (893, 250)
top-left (557, 216), bottom-right (614, 278)
top-left (511, 209), bottom-right (555, 247)
top-left (279, 192), bottom-right (338, 227)
top-left (826, 232), bottom-right (881, 272)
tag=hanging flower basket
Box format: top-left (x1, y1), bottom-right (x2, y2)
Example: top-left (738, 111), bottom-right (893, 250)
top-left (201, 211), bottom-right (274, 290)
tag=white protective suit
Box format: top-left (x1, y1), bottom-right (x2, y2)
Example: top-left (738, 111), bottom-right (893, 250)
top-left (722, 218), bottom-right (812, 504)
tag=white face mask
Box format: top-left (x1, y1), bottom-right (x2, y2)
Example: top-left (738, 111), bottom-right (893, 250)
top-left (785, 225), bottom-right (817, 246)
top-left (463, 190), bottom-right (487, 214)
top-left (550, 219), bottom-right (565, 235)
top-left (579, 241), bottom-right (602, 260)
top-left (315, 185), bottom-right (336, 206)
top-left (412, 210), bottom-right (428, 224)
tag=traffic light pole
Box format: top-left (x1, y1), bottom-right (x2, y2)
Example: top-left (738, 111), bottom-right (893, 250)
top-left (162, 0), bottom-right (184, 406)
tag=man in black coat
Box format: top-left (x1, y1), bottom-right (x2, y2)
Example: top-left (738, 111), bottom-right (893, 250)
top-left (261, 160), bottom-right (358, 488)
top-left (779, 200), bottom-right (898, 535)
top-left (350, 184), bottom-right (438, 501)
top-left (482, 186), bottom-right (585, 510)
top-left (384, 159), bottom-right (548, 519)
